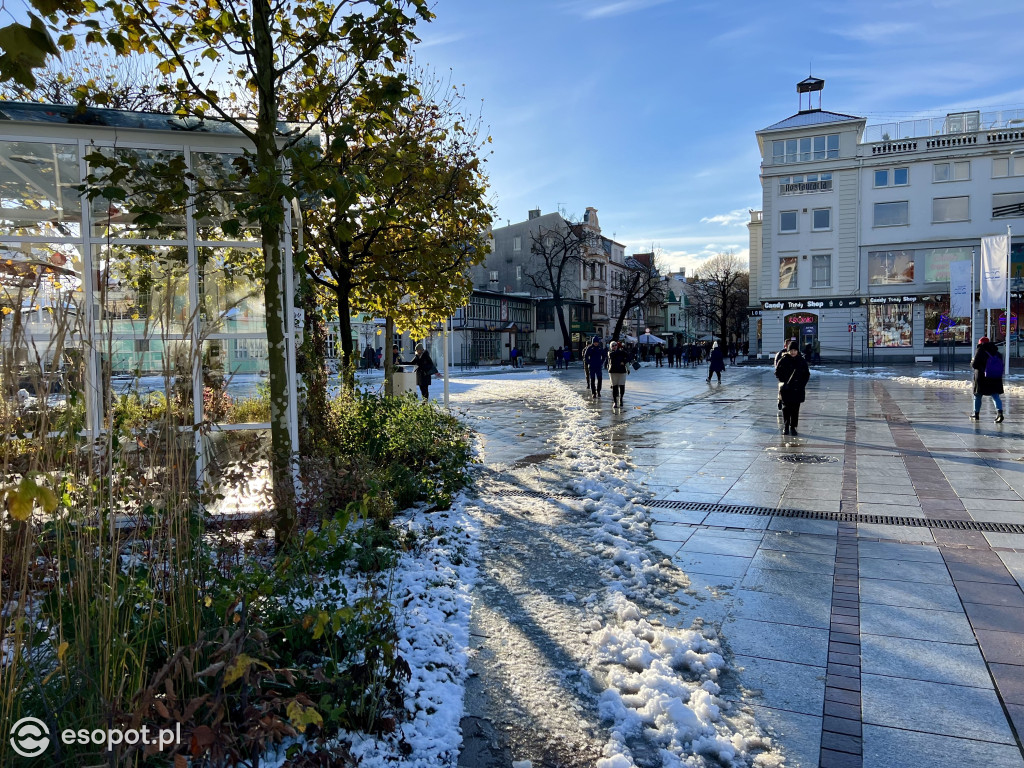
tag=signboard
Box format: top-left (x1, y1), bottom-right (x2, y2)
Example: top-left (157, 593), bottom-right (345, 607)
top-left (848, 323), bottom-right (858, 333)
top-left (949, 260), bottom-right (972, 317)
top-left (761, 297), bottom-right (862, 311)
top-left (981, 234), bottom-right (1009, 309)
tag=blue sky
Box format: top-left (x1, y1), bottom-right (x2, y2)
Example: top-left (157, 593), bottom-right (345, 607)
top-left (414, 0), bottom-right (1024, 273)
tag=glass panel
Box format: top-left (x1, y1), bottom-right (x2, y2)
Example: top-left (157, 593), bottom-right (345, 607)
top-left (893, 168), bottom-right (909, 186)
top-left (779, 256), bottom-right (797, 289)
top-left (868, 303), bottom-right (913, 347)
top-left (993, 192), bottom-right (1024, 219)
top-left (954, 161), bottom-right (970, 181)
top-left (0, 141), bottom-right (81, 237)
top-left (812, 209), bottom-right (830, 230)
top-left (932, 196), bottom-right (969, 223)
top-left (89, 147), bottom-right (187, 239)
top-left (201, 339), bottom-right (269, 424)
top-left (813, 135), bottom-right (826, 160)
top-left (799, 137), bottom-right (811, 162)
top-left (924, 299), bottom-right (971, 346)
top-left (827, 134), bottom-right (839, 157)
top-left (198, 247), bottom-right (264, 334)
top-left (1014, 156), bottom-right (1024, 176)
top-left (994, 158), bottom-right (1009, 178)
top-left (874, 170), bottom-right (888, 187)
top-left (780, 211), bottom-right (797, 232)
top-left (933, 163), bottom-right (950, 182)
top-left (191, 152), bottom-right (260, 241)
top-left (201, 428), bottom-right (271, 516)
top-left (785, 139), bottom-right (797, 163)
top-left (773, 141), bottom-right (785, 161)
top-left (922, 247), bottom-right (972, 282)
top-left (868, 250), bottom-right (915, 284)
top-left (873, 201), bottom-right (908, 227)
top-left (812, 254), bottom-right (830, 287)
top-left (95, 244), bottom-right (190, 335)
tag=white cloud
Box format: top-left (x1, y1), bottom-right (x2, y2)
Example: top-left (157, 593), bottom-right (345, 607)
top-left (564, 0), bottom-right (673, 20)
top-left (836, 22), bottom-right (917, 42)
top-left (700, 209), bottom-right (750, 227)
top-left (416, 32), bottom-right (467, 49)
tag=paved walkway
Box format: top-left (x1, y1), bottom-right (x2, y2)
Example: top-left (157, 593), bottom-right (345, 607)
top-left (460, 362), bottom-right (1024, 767)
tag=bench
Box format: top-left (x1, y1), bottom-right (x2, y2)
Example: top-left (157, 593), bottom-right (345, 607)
top-left (914, 355), bottom-right (934, 364)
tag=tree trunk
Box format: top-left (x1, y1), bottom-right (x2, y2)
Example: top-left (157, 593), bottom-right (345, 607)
top-left (384, 316), bottom-right (396, 395)
top-left (297, 264), bottom-right (329, 452)
top-left (555, 297), bottom-right (572, 351)
top-left (253, 0), bottom-right (297, 547)
top-left (332, 276), bottom-right (355, 391)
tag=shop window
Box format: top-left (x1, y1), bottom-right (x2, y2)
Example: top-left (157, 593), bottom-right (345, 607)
top-left (868, 303), bottom-right (913, 347)
top-left (868, 250), bottom-right (915, 285)
top-left (922, 247), bottom-right (972, 283)
top-left (924, 299), bottom-right (972, 346)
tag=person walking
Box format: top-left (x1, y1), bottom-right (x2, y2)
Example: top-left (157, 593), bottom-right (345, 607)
top-left (707, 341), bottom-right (726, 383)
top-left (363, 343), bottom-right (376, 371)
top-left (607, 340), bottom-right (631, 410)
top-left (728, 343), bottom-right (738, 366)
top-left (554, 346), bottom-right (563, 369)
top-left (546, 346), bottom-right (556, 370)
top-left (655, 343), bottom-right (664, 368)
top-left (970, 336), bottom-right (1005, 423)
top-left (774, 338), bottom-right (795, 410)
top-left (563, 346), bottom-right (572, 368)
top-left (584, 336), bottom-right (607, 399)
top-left (775, 340), bottom-right (810, 436)
top-left (509, 345), bottom-right (518, 368)
top-left (812, 337), bottom-right (821, 365)
top-left (406, 343), bottom-right (437, 400)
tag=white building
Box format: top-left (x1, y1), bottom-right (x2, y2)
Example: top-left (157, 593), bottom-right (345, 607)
top-left (751, 77), bottom-right (1024, 363)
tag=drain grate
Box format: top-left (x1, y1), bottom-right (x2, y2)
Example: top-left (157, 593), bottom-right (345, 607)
top-left (484, 488), bottom-right (1024, 534)
top-left (773, 454), bottom-right (840, 464)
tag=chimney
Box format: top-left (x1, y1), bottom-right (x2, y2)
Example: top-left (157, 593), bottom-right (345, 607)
top-left (528, 208), bottom-right (541, 220)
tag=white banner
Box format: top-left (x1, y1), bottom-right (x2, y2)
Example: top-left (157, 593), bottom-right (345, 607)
top-left (980, 234), bottom-right (1009, 309)
top-left (949, 259), bottom-right (972, 317)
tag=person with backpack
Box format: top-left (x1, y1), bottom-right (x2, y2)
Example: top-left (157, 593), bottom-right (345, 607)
top-left (971, 336), bottom-right (1005, 423)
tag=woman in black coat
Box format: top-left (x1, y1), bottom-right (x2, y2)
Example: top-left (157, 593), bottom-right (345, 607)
top-left (970, 337), bottom-right (1004, 422)
top-left (706, 341), bottom-right (726, 383)
top-left (407, 343), bottom-right (436, 400)
top-left (775, 340), bottom-right (810, 436)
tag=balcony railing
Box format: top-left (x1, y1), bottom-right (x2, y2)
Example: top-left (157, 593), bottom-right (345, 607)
top-left (863, 109), bottom-right (1024, 143)
top-left (779, 180), bottom-right (832, 195)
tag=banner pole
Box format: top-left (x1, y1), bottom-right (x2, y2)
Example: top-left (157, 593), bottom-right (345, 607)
top-left (1007, 225), bottom-right (1013, 377)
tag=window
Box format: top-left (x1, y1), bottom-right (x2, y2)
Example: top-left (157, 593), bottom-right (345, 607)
top-left (812, 254), bottom-right (831, 288)
top-left (922, 247), bottom-right (972, 282)
top-left (874, 167), bottom-right (909, 187)
top-left (932, 196), bottom-right (970, 223)
top-left (489, 270), bottom-right (498, 281)
top-left (515, 265), bottom-right (522, 280)
top-left (779, 256), bottom-right (798, 289)
top-left (812, 208), bottom-right (831, 231)
top-left (873, 201), bottom-right (909, 227)
top-left (933, 161), bottom-right (970, 182)
top-left (868, 303), bottom-right (913, 347)
top-left (924, 299), bottom-right (971, 346)
top-left (513, 235), bottom-right (522, 251)
top-left (993, 156), bottom-right (1024, 177)
top-left (780, 210), bottom-right (798, 233)
top-left (868, 250), bottom-right (915, 284)
top-left (993, 192), bottom-right (1024, 219)
top-left (772, 133), bottom-right (839, 164)
top-left (598, 296), bottom-right (605, 314)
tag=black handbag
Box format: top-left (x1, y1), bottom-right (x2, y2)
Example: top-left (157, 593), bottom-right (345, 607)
top-left (631, 360), bottom-right (640, 371)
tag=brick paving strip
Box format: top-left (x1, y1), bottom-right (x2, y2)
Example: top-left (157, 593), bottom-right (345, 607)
top-left (820, 380), bottom-right (863, 768)
top-left (872, 382), bottom-right (1024, 752)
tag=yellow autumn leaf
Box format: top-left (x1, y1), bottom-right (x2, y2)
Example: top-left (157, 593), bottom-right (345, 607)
top-left (222, 653), bottom-right (253, 686)
top-left (286, 700), bottom-right (323, 733)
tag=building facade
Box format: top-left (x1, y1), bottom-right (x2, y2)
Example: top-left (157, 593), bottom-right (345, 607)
top-left (750, 78), bottom-right (1024, 363)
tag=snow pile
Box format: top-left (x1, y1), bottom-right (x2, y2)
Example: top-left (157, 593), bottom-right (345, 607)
top-left (346, 500), bottom-right (480, 767)
top-left (817, 366), bottom-right (1024, 396)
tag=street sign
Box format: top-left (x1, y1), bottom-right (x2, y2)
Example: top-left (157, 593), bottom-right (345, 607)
top-left (848, 323), bottom-right (858, 333)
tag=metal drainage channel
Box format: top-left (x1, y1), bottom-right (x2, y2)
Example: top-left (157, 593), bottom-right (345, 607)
top-left (488, 489), bottom-right (1024, 534)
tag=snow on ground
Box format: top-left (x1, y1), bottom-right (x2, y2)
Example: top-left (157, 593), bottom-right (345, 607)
top-left (449, 376), bottom-right (781, 767)
top-left (815, 366), bottom-right (1024, 396)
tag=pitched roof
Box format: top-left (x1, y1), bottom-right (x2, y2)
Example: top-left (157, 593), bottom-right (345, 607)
top-left (762, 109), bottom-right (863, 132)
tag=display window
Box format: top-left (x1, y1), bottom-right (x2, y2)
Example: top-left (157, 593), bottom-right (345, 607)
top-left (869, 302), bottom-right (913, 347)
top-left (924, 299), bottom-right (971, 345)
top-left (868, 250), bottom-right (915, 285)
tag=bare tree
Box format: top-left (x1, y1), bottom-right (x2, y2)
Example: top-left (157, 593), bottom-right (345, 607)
top-left (0, 47), bottom-right (171, 111)
top-left (689, 251), bottom-right (749, 347)
top-left (610, 250), bottom-right (667, 341)
top-left (525, 221), bottom-right (592, 349)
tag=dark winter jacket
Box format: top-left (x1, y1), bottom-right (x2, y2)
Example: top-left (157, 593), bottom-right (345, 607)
top-left (409, 351), bottom-right (436, 387)
top-left (608, 348), bottom-right (630, 374)
top-left (775, 352), bottom-right (810, 404)
top-left (584, 344), bottom-right (607, 374)
top-left (972, 342), bottom-right (1004, 396)
top-left (708, 347), bottom-right (725, 373)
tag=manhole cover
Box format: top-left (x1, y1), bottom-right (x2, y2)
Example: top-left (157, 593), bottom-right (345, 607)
top-left (773, 454), bottom-right (840, 464)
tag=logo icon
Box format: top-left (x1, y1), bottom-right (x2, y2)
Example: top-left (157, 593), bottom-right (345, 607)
top-left (10, 717), bottom-right (50, 758)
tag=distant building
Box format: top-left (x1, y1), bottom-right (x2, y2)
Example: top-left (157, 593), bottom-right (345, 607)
top-left (750, 77), bottom-right (1024, 362)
